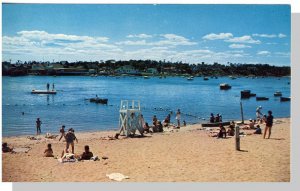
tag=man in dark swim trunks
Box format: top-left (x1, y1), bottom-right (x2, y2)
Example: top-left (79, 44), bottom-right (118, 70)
top-left (263, 110), bottom-right (274, 139)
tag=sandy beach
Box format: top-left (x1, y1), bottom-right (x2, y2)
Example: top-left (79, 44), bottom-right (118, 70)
top-left (2, 118), bottom-right (290, 182)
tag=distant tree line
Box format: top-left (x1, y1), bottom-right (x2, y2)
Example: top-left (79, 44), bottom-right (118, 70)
top-left (2, 59), bottom-right (290, 77)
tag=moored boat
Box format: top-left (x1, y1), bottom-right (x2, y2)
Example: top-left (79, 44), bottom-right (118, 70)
top-left (280, 97), bottom-right (290, 102)
top-left (256, 97), bottom-right (269, 101)
top-left (89, 98), bottom-right (108, 104)
top-left (274, 91), bottom-right (282, 97)
top-left (219, 83), bottom-right (231, 90)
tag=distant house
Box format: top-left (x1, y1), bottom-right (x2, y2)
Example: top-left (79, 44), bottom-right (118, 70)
top-left (115, 65), bottom-right (140, 75)
top-left (146, 68), bottom-right (159, 75)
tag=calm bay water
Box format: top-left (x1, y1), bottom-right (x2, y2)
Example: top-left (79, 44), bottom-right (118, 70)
top-left (2, 75), bottom-right (290, 136)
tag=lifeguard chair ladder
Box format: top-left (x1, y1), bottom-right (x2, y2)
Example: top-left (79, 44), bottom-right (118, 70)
top-left (118, 100), bottom-right (143, 137)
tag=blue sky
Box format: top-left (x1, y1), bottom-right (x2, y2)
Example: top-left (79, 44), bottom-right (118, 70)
top-left (2, 4), bottom-right (291, 66)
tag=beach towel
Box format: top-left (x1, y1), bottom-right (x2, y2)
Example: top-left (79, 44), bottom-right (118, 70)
top-left (106, 173), bottom-right (129, 181)
top-left (12, 147), bottom-right (31, 153)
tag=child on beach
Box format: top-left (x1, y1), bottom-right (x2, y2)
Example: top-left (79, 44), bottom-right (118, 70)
top-left (80, 145), bottom-right (94, 160)
top-left (217, 125), bottom-right (227, 138)
top-left (44, 144), bottom-right (54, 157)
top-left (58, 125), bottom-right (66, 141)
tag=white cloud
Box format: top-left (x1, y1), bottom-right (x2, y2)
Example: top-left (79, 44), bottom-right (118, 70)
top-left (278, 33), bottom-right (287, 38)
top-left (126, 34), bottom-right (153, 38)
top-left (202, 33), bottom-right (233, 40)
top-left (225, 35), bottom-right (261, 44)
top-left (229, 44), bottom-right (251, 49)
top-left (116, 33), bottom-right (197, 47)
top-left (266, 42), bottom-right (278, 45)
top-left (252, 33), bottom-right (277, 38)
top-left (257, 51), bottom-right (271, 55)
top-left (274, 52), bottom-right (290, 57)
top-left (116, 40), bottom-right (147, 46)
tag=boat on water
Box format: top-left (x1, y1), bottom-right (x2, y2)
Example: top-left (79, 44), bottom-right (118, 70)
top-left (203, 77), bottom-right (209, 80)
top-left (256, 97), bottom-right (269, 101)
top-left (89, 98), bottom-right (108, 104)
top-left (280, 97), bottom-right (290, 102)
top-left (201, 121), bottom-right (230, 127)
top-left (274, 91), bottom-right (282, 97)
top-left (31, 90), bottom-right (57, 94)
top-left (143, 76), bottom-right (150, 79)
top-left (229, 76), bottom-right (237, 79)
top-left (219, 83), bottom-right (231, 90)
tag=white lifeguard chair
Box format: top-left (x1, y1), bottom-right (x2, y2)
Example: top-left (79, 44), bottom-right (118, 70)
top-left (118, 100), bottom-right (143, 137)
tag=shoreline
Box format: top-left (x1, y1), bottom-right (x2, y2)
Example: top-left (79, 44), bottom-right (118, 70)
top-left (2, 117), bottom-right (290, 138)
top-left (2, 117), bottom-right (290, 182)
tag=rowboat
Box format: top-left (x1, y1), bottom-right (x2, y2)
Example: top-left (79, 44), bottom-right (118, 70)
top-left (280, 97), bottom-right (290, 102)
top-left (256, 97), bottom-right (269, 101)
top-left (201, 121), bottom-right (230, 127)
top-left (220, 83), bottom-right (231, 90)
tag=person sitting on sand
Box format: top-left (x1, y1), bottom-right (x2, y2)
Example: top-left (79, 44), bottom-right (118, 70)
top-left (243, 119), bottom-right (256, 129)
top-left (217, 124), bottom-right (226, 138)
top-left (44, 143), bottom-right (54, 157)
top-left (210, 113), bottom-right (215, 123)
top-left (2, 142), bottom-right (13, 153)
top-left (157, 120), bottom-right (163, 132)
top-left (143, 122), bottom-right (151, 133)
top-left (61, 128), bottom-right (78, 158)
top-left (163, 114), bottom-right (171, 127)
top-left (80, 145), bottom-right (94, 160)
top-left (152, 115), bottom-right (158, 125)
top-left (253, 125), bottom-right (262, 134)
top-left (58, 125), bottom-right (66, 141)
top-left (227, 121), bottom-right (235, 136)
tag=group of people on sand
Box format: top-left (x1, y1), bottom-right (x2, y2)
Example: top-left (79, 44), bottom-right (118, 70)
top-left (254, 106), bottom-right (274, 139)
top-left (210, 106), bottom-right (273, 139)
top-left (140, 109), bottom-right (184, 134)
top-left (41, 125), bottom-right (95, 161)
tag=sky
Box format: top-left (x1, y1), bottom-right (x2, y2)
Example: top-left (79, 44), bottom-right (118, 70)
top-left (2, 4), bottom-right (291, 66)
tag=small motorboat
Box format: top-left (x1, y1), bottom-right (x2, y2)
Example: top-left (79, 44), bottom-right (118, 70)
top-left (274, 91), bottom-right (282, 97)
top-left (280, 97), bottom-right (290, 102)
top-left (220, 83), bottom-right (231, 90)
top-left (241, 90), bottom-right (251, 99)
top-left (89, 98), bottom-right (108, 104)
top-left (203, 77), bottom-right (209, 80)
top-left (256, 97), bottom-right (269, 101)
top-left (31, 90), bottom-right (57, 94)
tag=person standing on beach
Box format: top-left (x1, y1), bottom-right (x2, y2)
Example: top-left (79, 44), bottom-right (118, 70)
top-left (46, 83), bottom-right (50, 91)
top-left (36, 118), bottom-right (42, 135)
top-left (176, 109), bottom-right (181, 128)
top-left (52, 83), bottom-right (55, 90)
top-left (58, 125), bottom-right (66, 141)
top-left (256, 106), bottom-right (263, 122)
top-left (61, 128), bottom-right (78, 157)
top-left (263, 110), bottom-right (274, 139)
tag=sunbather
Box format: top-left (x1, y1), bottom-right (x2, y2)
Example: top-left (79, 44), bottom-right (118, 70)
top-left (80, 145), bottom-right (94, 160)
top-left (2, 142), bottom-right (13, 153)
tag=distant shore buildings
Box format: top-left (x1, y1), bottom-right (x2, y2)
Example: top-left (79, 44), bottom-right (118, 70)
top-left (2, 60), bottom-right (290, 77)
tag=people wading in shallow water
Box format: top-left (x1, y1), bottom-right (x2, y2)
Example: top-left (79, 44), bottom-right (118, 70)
top-left (36, 118), bottom-right (42, 135)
